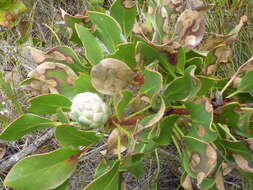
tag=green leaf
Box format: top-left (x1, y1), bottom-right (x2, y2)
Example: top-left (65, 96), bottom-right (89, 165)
top-left (136, 41), bottom-right (176, 77)
top-left (62, 10), bottom-right (87, 44)
top-left (27, 94), bottom-right (72, 114)
top-left (108, 43), bottom-right (136, 69)
top-left (87, 11), bottom-right (122, 53)
top-left (185, 57), bottom-right (203, 75)
top-left (221, 140), bottom-right (252, 161)
top-left (176, 48), bottom-right (186, 75)
top-left (134, 127), bottom-right (157, 153)
top-left (164, 65), bottom-right (201, 102)
top-left (138, 95), bottom-right (165, 130)
top-left (55, 126), bottom-right (102, 147)
top-left (4, 148), bottom-right (80, 190)
top-left (94, 159), bottom-right (115, 178)
top-left (185, 98), bottom-right (216, 142)
top-left (56, 108), bottom-right (69, 123)
top-left (153, 115), bottom-right (178, 145)
top-left (228, 70), bottom-right (253, 97)
top-left (74, 73), bottom-right (96, 93)
top-left (84, 161), bottom-right (120, 190)
top-left (110, 0), bottom-right (137, 37)
top-left (116, 90), bottom-right (134, 120)
top-left (122, 153), bottom-right (144, 177)
top-left (197, 76), bottom-right (218, 97)
top-left (0, 114), bottom-right (58, 141)
top-left (75, 24), bottom-right (104, 65)
top-left (139, 68), bottom-right (163, 98)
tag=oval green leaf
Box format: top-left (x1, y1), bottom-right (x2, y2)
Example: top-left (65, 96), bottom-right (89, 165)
top-left (75, 24), bottom-right (104, 65)
top-left (84, 161), bottom-right (120, 190)
top-left (55, 126), bottom-right (102, 147)
top-left (0, 114), bottom-right (58, 141)
top-left (4, 148), bottom-right (80, 190)
top-left (28, 94), bottom-right (72, 114)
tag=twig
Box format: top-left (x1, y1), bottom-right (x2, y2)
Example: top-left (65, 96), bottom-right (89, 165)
top-left (79, 144), bottom-right (107, 161)
top-left (0, 129), bottom-right (54, 173)
top-left (157, 148), bottom-right (179, 161)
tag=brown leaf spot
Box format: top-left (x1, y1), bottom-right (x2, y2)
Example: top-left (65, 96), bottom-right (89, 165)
top-left (245, 139), bottom-right (253, 151)
top-left (182, 175), bottom-right (192, 190)
top-left (215, 171), bottom-right (225, 190)
top-left (206, 145), bottom-right (217, 167)
top-left (190, 152), bottom-right (201, 172)
top-left (197, 125), bottom-right (206, 137)
top-left (222, 162), bottom-right (233, 176)
top-left (205, 100), bottom-right (213, 113)
top-left (122, 0), bottom-right (136, 9)
top-left (197, 172), bottom-right (205, 187)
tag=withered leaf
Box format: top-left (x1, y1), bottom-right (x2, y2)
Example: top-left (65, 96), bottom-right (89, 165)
top-left (182, 175), bottom-right (192, 190)
top-left (172, 8), bottom-right (208, 49)
top-left (107, 128), bottom-right (128, 155)
top-left (91, 58), bottom-right (134, 95)
top-left (27, 62), bottom-right (77, 95)
top-left (122, 0), bottom-right (136, 9)
top-left (233, 154), bottom-right (253, 173)
top-left (202, 16), bottom-right (247, 51)
top-left (215, 171), bottom-right (225, 190)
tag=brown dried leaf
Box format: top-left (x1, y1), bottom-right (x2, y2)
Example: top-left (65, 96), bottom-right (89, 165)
top-left (132, 22), bottom-right (153, 35)
top-left (190, 152), bottom-right (201, 173)
top-left (182, 175), bottom-right (192, 190)
top-left (91, 58), bottom-right (135, 95)
top-left (222, 162), bottom-right (233, 176)
top-left (206, 144), bottom-right (217, 172)
top-left (27, 62), bottom-right (77, 95)
top-left (231, 77), bottom-right (241, 88)
top-left (122, 0), bottom-right (136, 8)
top-left (172, 7), bottom-right (208, 49)
top-left (233, 154), bottom-right (253, 173)
top-left (214, 46), bottom-right (232, 64)
top-left (107, 128), bottom-right (128, 155)
top-left (206, 45), bottom-right (233, 75)
top-left (197, 172), bottom-right (205, 187)
top-left (28, 47), bottom-right (48, 64)
top-left (202, 16), bottom-right (247, 51)
top-left (215, 171), bottom-right (225, 190)
top-left (46, 48), bottom-right (74, 64)
top-left (164, 0), bottom-right (184, 12)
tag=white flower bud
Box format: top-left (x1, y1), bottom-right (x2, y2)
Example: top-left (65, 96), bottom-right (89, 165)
top-left (71, 92), bottom-right (109, 128)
